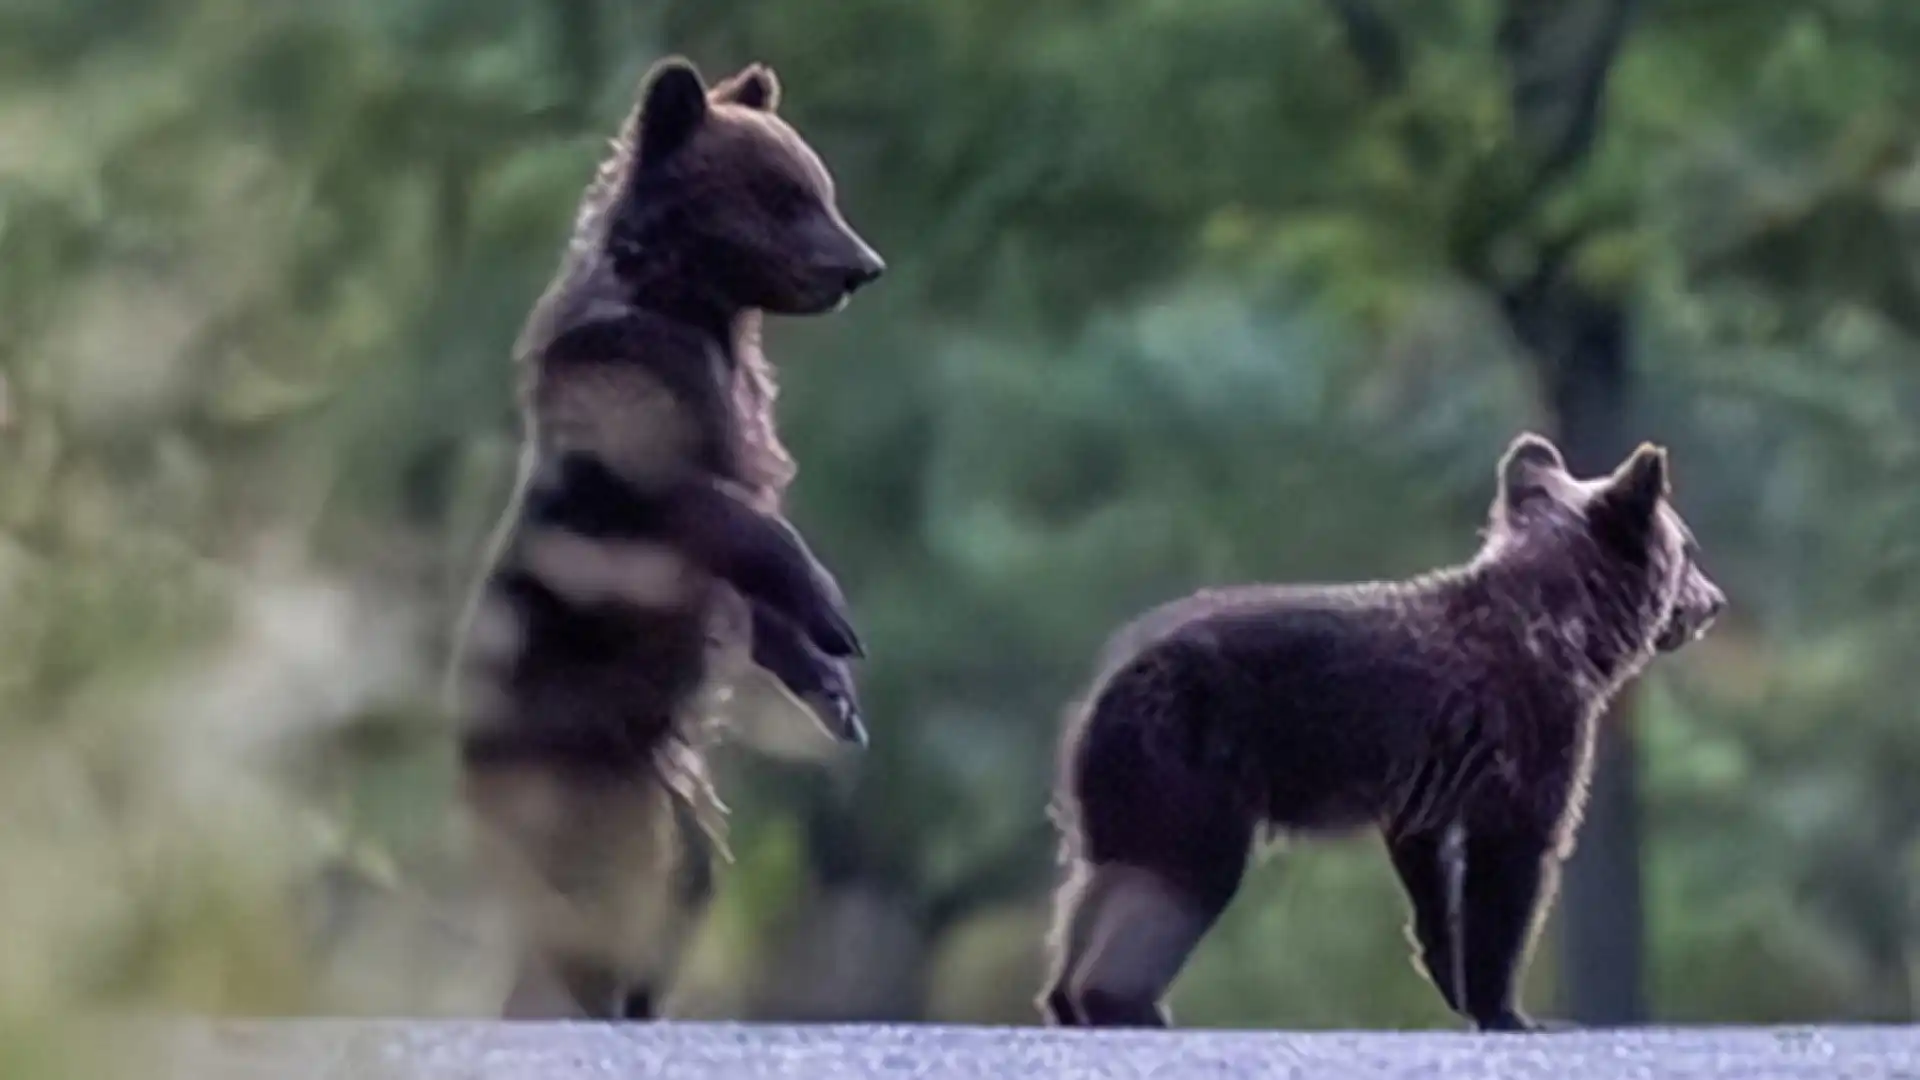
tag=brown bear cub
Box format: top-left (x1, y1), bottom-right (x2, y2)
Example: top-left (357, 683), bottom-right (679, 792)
top-left (1041, 433), bottom-right (1725, 1032)
top-left (448, 56), bottom-right (883, 1020)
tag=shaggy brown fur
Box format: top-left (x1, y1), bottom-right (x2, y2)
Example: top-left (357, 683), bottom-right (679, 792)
top-left (1040, 433), bottom-right (1725, 1031)
top-left (448, 56), bottom-right (883, 1020)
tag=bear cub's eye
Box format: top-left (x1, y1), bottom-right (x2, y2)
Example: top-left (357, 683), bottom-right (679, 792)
top-left (761, 178), bottom-right (815, 224)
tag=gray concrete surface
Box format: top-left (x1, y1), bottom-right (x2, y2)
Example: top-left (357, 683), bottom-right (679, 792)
top-left (152, 1021), bottom-right (1920, 1080)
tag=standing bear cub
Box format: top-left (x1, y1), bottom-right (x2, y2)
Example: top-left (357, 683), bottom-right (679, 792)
top-left (1042, 433), bottom-right (1725, 1032)
top-left (450, 56), bottom-right (882, 1020)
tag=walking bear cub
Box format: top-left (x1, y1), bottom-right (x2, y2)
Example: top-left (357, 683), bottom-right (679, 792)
top-left (449, 57), bottom-right (882, 1019)
top-left (1042, 433), bottom-right (1726, 1032)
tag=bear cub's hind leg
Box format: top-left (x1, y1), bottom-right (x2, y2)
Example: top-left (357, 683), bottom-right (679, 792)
top-left (1045, 862), bottom-right (1232, 1029)
top-left (501, 953), bottom-right (625, 1020)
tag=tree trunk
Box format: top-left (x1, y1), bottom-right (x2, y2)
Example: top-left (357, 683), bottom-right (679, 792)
top-left (1499, 255), bottom-right (1646, 1027)
top-left (770, 771), bottom-right (1053, 1021)
top-left (749, 881), bottom-right (931, 1022)
top-left (1562, 695), bottom-right (1646, 1025)
top-left (751, 781), bottom-right (934, 1021)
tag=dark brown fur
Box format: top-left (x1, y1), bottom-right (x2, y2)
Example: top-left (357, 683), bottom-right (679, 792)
top-left (447, 57), bottom-right (882, 1020)
top-left (1041, 433), bottom-right (1725, 1031)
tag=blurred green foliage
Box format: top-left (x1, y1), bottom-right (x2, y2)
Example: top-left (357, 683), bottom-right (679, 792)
top-left (3, 0), bottom-right (1920, 1054)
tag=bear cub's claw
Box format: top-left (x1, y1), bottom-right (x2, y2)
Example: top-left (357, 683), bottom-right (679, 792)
top-left (809, 606), bottom-right (864, 660)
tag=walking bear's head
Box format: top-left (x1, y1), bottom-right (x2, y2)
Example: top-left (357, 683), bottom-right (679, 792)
top-left (1488, 432), bottom-right (1725, 658)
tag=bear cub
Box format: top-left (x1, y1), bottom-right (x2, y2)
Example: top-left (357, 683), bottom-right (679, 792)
top-left (451, 56), bottom-right (882, 1020)
top-left (1041, 433), bottom-right (1725, 1031)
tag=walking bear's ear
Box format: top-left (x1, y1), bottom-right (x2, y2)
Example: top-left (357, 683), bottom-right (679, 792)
top-left (1497, 432), bottom-right (1567, 511)
top-left (1594, 442), bottom-right (1669, 528)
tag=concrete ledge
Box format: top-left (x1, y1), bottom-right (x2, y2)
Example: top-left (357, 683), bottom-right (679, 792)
top-left (147, 1021), bottom-right (1920, 1080)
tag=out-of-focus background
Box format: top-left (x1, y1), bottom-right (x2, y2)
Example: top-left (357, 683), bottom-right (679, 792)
top-left (4, 0), bottom-right (1920, 1061)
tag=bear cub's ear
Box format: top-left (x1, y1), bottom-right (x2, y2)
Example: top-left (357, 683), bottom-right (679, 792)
top-left (1598, 442), bottom-right (1669, 522)
top-left (713, 63), bottom-right (781, 112)
top-left (638, 56), bottom-right (710, 167)
top-left (1498, 431), bottom-right (1567, 508)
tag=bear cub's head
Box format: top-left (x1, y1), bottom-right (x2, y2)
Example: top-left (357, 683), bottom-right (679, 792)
top-left (613, 56), bottom-right (885, 316)
top-left (1488, 432), bottom-right (1725, 657)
